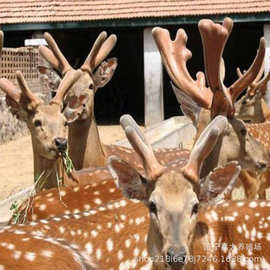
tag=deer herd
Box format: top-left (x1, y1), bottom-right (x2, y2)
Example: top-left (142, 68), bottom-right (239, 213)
top-left (1, 17), bottom-right (270, 270)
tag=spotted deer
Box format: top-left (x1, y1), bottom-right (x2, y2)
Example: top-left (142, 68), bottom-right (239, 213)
top-left (39, 31), bottom-right (191, 172)
top-left (0, 70), bottom-right (83, 190)
top-left (234, 65), bottom-right (270, 199)
top-left (109, 116), bottom-right (270, 270)
top-left (0, 113), bottom-right (242, 270)
top-left (235, 64), bottom-right (270, 123)
top-left (153, 17), bottom-right (270, 198)
top-left (9, 116), bottom-right (189, 224)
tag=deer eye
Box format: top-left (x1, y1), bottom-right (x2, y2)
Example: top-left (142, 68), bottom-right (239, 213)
top-left (240, 128), bottom-right (247, 136)
top-left (149, 201), bottom-right (157, 215)
top-left (34, 120), bottom-right (42, 127)
top-left (89, 83), bottom-right (94, 90)
top-left (191, 203), bottom-right (199, 215)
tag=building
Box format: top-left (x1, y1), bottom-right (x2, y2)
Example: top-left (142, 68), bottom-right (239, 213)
top-left (0, 1), bottom-right (270, 125)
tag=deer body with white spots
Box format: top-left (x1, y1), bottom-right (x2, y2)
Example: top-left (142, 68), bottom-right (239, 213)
top-left (153, 18), bottom-right (270, 199)
top-left (3, 113), bottom-right (270, 270)
top-left (191, 200), bottom-right (270, 270)
top-left (107, 116), bottom-right (270, 270)
top-left (0, 114), bottom-right (237, 269)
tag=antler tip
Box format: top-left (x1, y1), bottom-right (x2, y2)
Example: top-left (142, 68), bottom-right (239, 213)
top-left (44, 32), bottom-right (52, 40)
top-left (260, 37), bottom-right (266, 48)
top-left (198, 19), bottom-right (212, 30)
top-left (15, 70), bottom-right (23, 78)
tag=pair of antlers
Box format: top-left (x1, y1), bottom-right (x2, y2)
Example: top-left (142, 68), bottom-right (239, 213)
top-left (0, 30), bottom-right (117, 111)
top-left (117, 114), bottom-right (228, 184)
top-left (153, 17), bottom-right (266, 119)
top-left (39, 31), bottom-right (117, 76)
top-left (237, 62), bottom-right (270, 98)
top-left (0, 30), bottom-right (80, 110)
top-left (0, 70), bottom-right (80, 111)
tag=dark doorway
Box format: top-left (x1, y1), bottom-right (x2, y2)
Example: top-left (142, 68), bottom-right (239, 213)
top-left (4, 27), bottom-right (145, 125)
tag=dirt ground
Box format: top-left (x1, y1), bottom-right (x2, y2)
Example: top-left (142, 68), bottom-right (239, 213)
top-left (0, 126), bottom-right (126, 201)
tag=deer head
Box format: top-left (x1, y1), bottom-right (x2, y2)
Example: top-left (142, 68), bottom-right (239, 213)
top-left (235, 65), bottom-right (270, 123)
top-left (39, 32), bottom-right (118, 122)
top-left (0, 71), bottom-right (81, 160)
top-left (108, 115), bottom-right (240, 270)
top-left (153, 18), bottom-right (270, 175)
top-left (0, 70), bottom-right (84, 189)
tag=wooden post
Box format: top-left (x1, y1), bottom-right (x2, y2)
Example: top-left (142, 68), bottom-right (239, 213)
top-left (144, 28), bottom-right (164, 126)
top-left (264, 24), bottom-right (270, 106)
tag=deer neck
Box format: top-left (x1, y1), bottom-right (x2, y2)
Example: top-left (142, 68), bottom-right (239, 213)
top-left (261, 99), bottom-right (270, 121)
top-left (68, 116), bottom-right (107, 170)
top-left (32, 149), bottom-right (66, 192)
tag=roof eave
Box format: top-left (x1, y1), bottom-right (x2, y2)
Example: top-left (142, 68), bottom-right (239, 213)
top-left (1, 12), bottom-right (270, 31)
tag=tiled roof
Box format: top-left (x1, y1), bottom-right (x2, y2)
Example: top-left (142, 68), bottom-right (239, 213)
top-left (0, 0), bottom-right (270, 24)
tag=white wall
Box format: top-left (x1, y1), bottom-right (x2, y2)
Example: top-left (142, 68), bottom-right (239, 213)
top-left (264, 24), bottom-right (270, 105)
top-left (144, 28), bottom-right (164, 126)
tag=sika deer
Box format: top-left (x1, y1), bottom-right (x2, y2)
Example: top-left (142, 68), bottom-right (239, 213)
top-left (0, 114), bottom-right (241, 270)
top-left (153, 18), bottom-right (270, 196)
top-left (9, 116), bottom-right (189, 224)
top-left (109, 116), bottom-right (270, 270)
top-left (40, 31), bottom-right (191, 172)
top-left (0, 70), bottom-right (82, 190)
top-left (235, 64), bottom-right (270, 123)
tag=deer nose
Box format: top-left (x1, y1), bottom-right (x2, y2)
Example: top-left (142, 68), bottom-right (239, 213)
top-left (55, 137), bottom-right (67, 152)
top-left (256, 162), bottom-right (267, 171)
top-left (166, 246), bottom-right (186, 266)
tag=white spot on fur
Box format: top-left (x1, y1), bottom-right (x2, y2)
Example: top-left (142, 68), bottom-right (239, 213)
top-left (83, 204), bottom-right (91, 210)
top-left (25, 252), bottom-right (36, 261)
top-left (7, 243), bottom-right (15, 250)
top-left (133, 247), bottom-right (140, 256)
top-left (39, 204), bottom-right (47, 211)
top-left (13, 250), bottom-right (22, 260)
top-left (85, 242), bottom-right (93, 255)
top-left (59, 227), bottom-right (65, 234)
top-left (249, 201), bottom-right (257, 208)
top-left (118, 250), bottom-right (124, 260)
top-left (107, 238), bottom-right (114, 252)
top-left (91, 230), bottom-right (98, 238)
top-left (59, 190), bottom-right (66, 196)
top-left (96, 249), bottom-right (102, 260)
top-left (237, 226), bottom-right (242, 234)
top-left (237, 201), bottom-right (244, 207)
top-left (140, 261), bottom-right (152, 270)
top-left (41, 250), bottom-right (54, 258)
top-left (125, 239), bottom-right (131, 248)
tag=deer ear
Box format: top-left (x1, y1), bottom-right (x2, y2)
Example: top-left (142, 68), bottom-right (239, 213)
top-left (199, 161), bottom-right (241, 204)
top-left (93, 58), bottom-right (117, 89)
top-left (107, 156), bottom-right (148, 201)
top-left (171, 82), bottom-right (201, 126)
